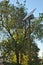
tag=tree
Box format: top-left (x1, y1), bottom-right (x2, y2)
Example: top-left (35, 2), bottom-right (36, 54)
top-left (0, 0), bottom-right (27, 64)
top-left (0, 0), bottom-right (43, 65)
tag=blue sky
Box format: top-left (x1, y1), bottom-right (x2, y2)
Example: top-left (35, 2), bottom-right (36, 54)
top-left (10, 0), bottom-right (43, 57)
top-left (10, 0), bottom-right (43, 17)
top-left (26, 0), bottom-right (43, 17)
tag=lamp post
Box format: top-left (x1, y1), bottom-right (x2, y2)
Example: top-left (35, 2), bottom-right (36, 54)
top-left (23, 8), bottom-right (36, 65)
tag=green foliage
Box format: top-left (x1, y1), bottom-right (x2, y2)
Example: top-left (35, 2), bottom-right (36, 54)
top-left (0, 0), bottom-right (43, 65)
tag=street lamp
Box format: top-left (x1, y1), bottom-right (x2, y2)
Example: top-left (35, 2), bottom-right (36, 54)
top-left (23, 8), bottom-right (36, 65)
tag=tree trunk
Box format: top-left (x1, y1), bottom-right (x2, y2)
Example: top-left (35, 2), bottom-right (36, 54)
top-left (20, 53), bottom-right (23, 65)
top-left (16, 52), bottom-right (19, 65)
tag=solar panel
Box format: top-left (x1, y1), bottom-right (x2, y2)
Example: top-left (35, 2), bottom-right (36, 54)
top-left (23, 8), bottom-right (36, 21)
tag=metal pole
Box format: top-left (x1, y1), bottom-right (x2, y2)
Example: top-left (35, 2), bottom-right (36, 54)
top-left (23, 9), bottom-right (36, 65)
top-left (24, 20), bottom-right (26, 38)
top-left (28, 19), bottom-right (31, 65)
